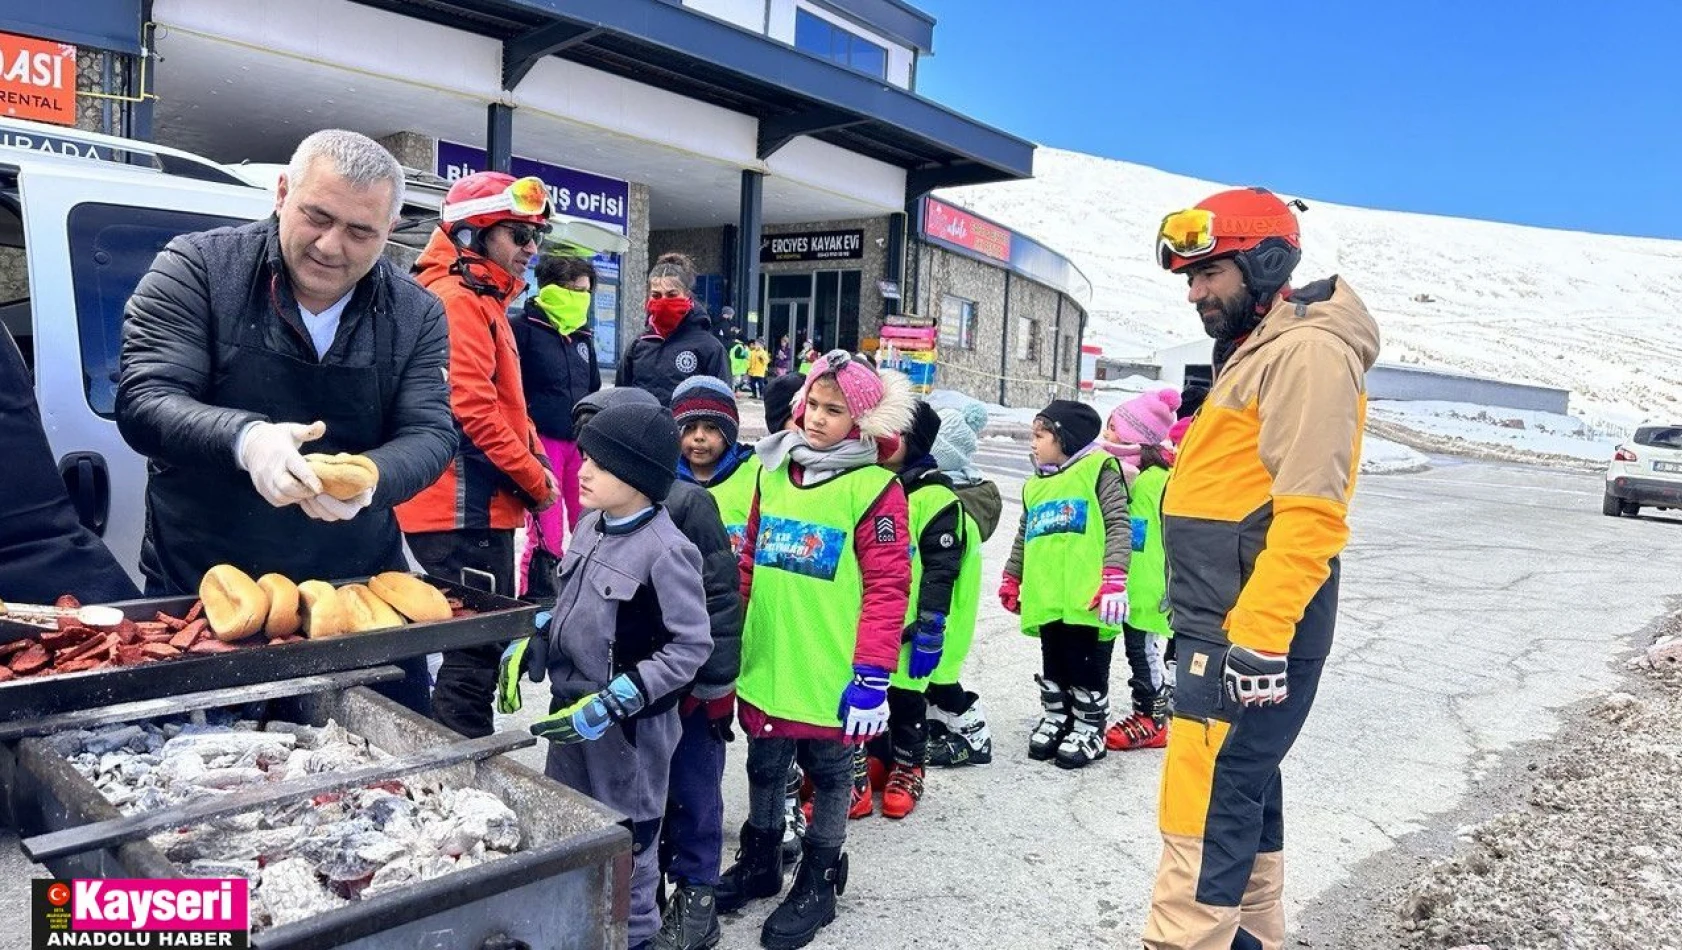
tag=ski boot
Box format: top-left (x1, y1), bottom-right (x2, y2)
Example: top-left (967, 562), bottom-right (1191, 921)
top-left (1055, 687), bottom-right (1108, 769)
top-left (1028, 676), bottom-right (1072, 761)
top-left (927, 694), bottom-right (993, 767)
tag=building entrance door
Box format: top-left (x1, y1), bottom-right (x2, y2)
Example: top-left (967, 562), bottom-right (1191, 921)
top-left (767, 299), bottom-right (813, 361)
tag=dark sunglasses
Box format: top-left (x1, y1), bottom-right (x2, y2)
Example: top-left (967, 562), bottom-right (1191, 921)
top-left (498, 222), bottom-right (552, 247)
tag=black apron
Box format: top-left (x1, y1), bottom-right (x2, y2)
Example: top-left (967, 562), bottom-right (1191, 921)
top-left (139, 284), bottom-right (404, 595)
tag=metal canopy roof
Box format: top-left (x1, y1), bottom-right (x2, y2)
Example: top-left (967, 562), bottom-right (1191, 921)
top-left (347, 0), bottom-right (1034, 194)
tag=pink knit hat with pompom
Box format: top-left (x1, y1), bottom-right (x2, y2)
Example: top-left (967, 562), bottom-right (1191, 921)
top-left (1107, 389), bottom-right (1182, 446)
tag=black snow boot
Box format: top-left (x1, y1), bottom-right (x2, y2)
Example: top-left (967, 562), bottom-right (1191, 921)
top-left (760, 841), bottom-right (848, 950)
top-left (651, 882), bottom-right (721, 950)
top-left (716, 823), bottom-right (785, 914)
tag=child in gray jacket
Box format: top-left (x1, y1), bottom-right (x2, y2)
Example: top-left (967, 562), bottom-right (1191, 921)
top-left (498, 400), bottom-right (712, 950)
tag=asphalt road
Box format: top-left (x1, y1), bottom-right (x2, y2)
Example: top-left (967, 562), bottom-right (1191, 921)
top-left (4, 455), bottom-right (1679, 949)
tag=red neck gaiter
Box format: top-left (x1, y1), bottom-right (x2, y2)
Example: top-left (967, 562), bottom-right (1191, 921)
top-left (647, 297), bottom-right (690, 338)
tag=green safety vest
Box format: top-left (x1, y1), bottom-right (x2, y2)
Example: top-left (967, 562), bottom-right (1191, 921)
top-left (797, 355), bottom-right (814, 374)
top-left (708, 454), bottom-right (760, 558)
top-left (729, 343), bottom-right (750, 377)
top-left (739, 462), bottom-right (897, 727)
top-left (1019, 451), bottom-right (1122, 640)
top-left (890, 479), bottom-right (982, 691)
top-left (1127, 465), bottom-right (1173, 637)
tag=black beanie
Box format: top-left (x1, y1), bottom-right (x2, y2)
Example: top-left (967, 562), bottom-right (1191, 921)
top-left (763, 374), bottom-right (804, 434)
top-left (903, 400), bottom-right (942, 462)
top-left (577, 402), bottom-right (679, 503)
top-left (1035, 399), bottom-right (1101, 456)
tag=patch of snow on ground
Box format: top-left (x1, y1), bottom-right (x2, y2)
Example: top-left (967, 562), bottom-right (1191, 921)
top-left (1360, 435), bottom-right (1430, 474)
top-left (1367, 400), bottom-right (1616, 465)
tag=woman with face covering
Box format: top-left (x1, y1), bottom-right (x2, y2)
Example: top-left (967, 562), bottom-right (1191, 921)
top-left (615, 252), bottom-right (730, 407)
top-left (509, 254), bottom-right (602, 594)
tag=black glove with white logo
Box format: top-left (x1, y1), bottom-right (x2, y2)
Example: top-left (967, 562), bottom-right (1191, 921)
top-left (1223, 645), bottom-right (1289, 708)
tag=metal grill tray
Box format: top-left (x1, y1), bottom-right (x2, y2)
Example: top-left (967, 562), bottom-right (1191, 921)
top-left (0, 575), bottom-right (538, 722)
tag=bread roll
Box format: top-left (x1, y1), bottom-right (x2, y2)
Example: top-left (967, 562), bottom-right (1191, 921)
top-left (367, 572), bottom-right (452, 623)
top-left (297, 580), bottom-right (351, 639)
top-left (257, 573), bottom-right (301, 638)
top-left (339, 583), bottom-right (406, 633)
top-left (305, 453), bottom-right (379, 501)
top-left (200, 565), bottom-right (269, 642)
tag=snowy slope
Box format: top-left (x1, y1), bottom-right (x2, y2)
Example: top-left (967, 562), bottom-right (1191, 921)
top-left (940, 149), bottom-right (1682, 434)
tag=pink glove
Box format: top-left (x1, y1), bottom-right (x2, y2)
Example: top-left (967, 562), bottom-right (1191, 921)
top-left (998, 574), bottom-right (1022, 614)
top-left (1089, 568), bottom-right (1128, 626)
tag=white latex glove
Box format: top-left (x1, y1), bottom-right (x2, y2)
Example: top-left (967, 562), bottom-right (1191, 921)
top-left (237, 421), bottom-right (325, 507)
top-left (298, 487), bottom-right (374, 523)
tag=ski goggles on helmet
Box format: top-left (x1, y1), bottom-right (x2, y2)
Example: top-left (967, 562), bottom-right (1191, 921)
top-left (442, 175), bottom-right (553, 224)
top-left (1155, 206), bottom-right (1300, 269)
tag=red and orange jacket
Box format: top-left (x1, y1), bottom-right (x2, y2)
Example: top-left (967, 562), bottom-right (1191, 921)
top-left (396, 231), bottom-right (553, 533)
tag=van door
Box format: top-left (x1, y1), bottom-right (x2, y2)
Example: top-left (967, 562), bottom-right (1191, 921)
top-left (14, 162), bottom-right (269, 586)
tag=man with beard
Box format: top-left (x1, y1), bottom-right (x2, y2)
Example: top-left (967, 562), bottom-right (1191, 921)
top-left (1141, 187), bottom-right (1379, 950)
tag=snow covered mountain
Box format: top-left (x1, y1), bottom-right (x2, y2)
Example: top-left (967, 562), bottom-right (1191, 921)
top-left (940, 148), bottom-right (1682, 434)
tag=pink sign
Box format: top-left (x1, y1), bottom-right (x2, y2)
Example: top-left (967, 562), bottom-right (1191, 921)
top-left (923, 198), bottom-right (1011, 263)
top-left (71, 879), bottom-right (249, 931)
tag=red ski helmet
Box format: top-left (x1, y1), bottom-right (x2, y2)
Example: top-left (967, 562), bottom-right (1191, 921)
top-left (441, 172), bottom-right (552, 236)
top-left (1157, 187), bottom-right (1303, 305)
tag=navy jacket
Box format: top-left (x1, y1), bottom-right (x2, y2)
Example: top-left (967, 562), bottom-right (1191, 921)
top-left (509, 299), bottom-right (602, 442)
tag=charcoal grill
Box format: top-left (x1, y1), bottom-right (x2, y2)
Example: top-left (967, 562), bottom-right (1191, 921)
top-left (7, 680), bottom-right (631, 950)
top-left (0, 575), bottom-right (539, 721)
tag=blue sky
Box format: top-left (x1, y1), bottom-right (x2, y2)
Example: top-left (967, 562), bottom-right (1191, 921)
top-left (913, 0), bottom-right (1682, 239)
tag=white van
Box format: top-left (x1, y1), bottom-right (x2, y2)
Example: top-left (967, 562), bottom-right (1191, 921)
top-left (1, 119), bottom-right (275, 585)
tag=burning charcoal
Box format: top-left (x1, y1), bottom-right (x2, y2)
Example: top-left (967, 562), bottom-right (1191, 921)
top-left (187, 859), bottom-right (259, 881)
top-left (446, 788), bottom-right (522, 852)
top-left (197, 767), bottom-right (268, 790)
top-left (162, 730), bottom-right (295, 766)
top-left (256, 856), bottom-right (345, 928)
top-left (361, 853), bottom-right (422, 898)
top-left (82, 724), bottom-right (151, 756)
top-left (298, 825), bottom-right (393, 882)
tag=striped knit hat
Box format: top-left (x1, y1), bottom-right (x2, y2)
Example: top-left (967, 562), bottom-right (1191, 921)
top-left (670, 375), bottom-right (740, 444)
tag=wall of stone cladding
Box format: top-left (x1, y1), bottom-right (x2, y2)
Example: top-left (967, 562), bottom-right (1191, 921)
top-left (376, 132), bottom-right (436, 172)
top-left (615, 181), bottom-right (652, 361)
top-left (647, 227), bottom-right (726, 275)
top-left (915, 244), bottom-right (1008, 405)
top-left (912, 243), bottom-right (1085, 407)
top-left (74, 49), bottom-right (131, 136)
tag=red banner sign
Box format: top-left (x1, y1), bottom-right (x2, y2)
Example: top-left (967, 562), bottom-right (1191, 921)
top-left (923, 197), bottom-right (1010, 263)
top-left (0, 31), bottom-right (77, 126)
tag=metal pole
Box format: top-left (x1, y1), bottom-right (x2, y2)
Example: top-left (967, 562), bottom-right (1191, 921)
top-left (734, 169), bottom-right (764, 337)
top-left (883, 211), bottom-right (906, 321)
top-left (999, 271), bottom-right (1012, 406)
top-left (486, 103), bottom-right (514, 173)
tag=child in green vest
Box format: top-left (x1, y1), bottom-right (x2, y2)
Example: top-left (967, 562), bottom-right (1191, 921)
top-left (998, 399), bottom-right (1130, 769)
top-left (673, 375), bottom-right (759, 556)
top-left (716, 350), bottom-right (914, 949)
top-left (854, 401), bottom-right (969, 820)
top-left (925, 401), bottom-right (1001, 767)
top-left (1097, 389), bottom-right (1181, 752)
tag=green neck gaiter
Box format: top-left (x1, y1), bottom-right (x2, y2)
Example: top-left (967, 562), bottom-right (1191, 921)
top-left (533, 284), bottom-right (590, 336)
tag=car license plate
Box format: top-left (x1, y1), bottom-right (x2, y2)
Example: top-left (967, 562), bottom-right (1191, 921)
top-left (1655, 461), bottom-right (1682, 474)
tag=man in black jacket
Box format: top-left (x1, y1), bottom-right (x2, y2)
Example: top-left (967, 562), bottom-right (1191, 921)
top-left (0, 323), bottom-right (141, 605)
top-left (567, 387), bottom-right (741, 950)
top-left (116, 129), bottom-right (455, 711)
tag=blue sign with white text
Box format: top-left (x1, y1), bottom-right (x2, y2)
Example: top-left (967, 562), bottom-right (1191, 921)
top-left (436, 140), bottom-right (629, 232)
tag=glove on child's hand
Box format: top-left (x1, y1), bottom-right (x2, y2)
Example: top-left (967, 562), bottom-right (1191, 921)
top-left (495, 610), bottom-right (552, 714)
top-left (906, 612), bottom-right (946, 680)
top-left (1090, 568), bottom-right (1128, 626)
top-left (998, 574), bottom-right (1022, 614)
top-left (530, 674), bottom-right (646, 744)
top-left (836, 665), bottom-right (890, 740)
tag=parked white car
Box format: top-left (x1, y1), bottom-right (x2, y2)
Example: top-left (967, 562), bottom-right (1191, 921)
top-left (1603, 423), bottom-right (1682, 517)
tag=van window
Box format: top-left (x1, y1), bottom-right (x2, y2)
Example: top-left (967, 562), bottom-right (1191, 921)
top-left (1634, 427), bottom-right (1682, 450)
top-left (68, 204), bottom-right (246, 418)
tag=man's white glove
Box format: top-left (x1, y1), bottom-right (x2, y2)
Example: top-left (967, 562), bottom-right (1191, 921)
top-left (237, 421), bottom-right (325, 508)
top-left (299, 487), bottom-right (374, 523)
top-left (1223, 645), bottom-right (1289, 708)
